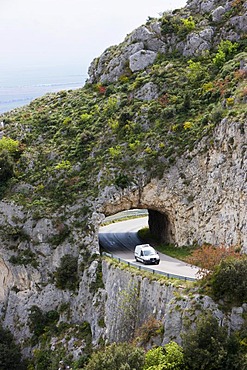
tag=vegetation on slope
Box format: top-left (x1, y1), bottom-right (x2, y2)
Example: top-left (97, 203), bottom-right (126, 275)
top-left (0, 2), bottom-right (246, 214)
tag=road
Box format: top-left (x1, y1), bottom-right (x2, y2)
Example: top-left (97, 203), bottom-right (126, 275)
top-left (99, 217), bottom-right (200, 280)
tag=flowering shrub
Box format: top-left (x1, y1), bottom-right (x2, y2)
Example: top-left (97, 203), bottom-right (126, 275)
top-left (187, 244), bottom-right (241, 277)
top-left (96, 83), bottom-right (106, 95)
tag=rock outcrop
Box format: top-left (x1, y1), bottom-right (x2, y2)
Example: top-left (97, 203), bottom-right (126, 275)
top-left (88, 0), bottom-right (247, 84)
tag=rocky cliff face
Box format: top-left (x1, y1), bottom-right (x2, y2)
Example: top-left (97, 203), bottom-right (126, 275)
top-left (0, 114), bottom-right (245, 360)
top-left (100, 117), bottom-right (247, 249)
top-left (0, 0), bottom-right (246, 363)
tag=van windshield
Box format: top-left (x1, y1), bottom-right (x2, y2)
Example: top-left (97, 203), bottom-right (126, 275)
top-left (143, 249), bottom-right (155, 256)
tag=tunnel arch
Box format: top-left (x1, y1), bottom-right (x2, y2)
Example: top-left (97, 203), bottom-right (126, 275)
top-left (101, 207), bottom-right (175, 245)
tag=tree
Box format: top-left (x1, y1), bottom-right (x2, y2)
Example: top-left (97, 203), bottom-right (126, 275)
top-left (84, 342), bottom-right (145, 370)
top-left (0, 324), bottom-right (26, 370)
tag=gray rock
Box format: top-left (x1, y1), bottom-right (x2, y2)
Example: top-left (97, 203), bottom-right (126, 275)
top-left (212, 6), bottom-right (226, 22)
top-left (131, 82), bottom-right (159, 101)
top-left (129, 50), bottom-right (157, 72)
top-left (200, 0), bottom-right (218, 13)
top-left (128, 26), bottom-right (153, 43)
top-left (183, 28), bottom-right (214, 56)
top-left (187, 0), bottom-right (215, 13)
top-left (230, 14), bottom-right (247, 33)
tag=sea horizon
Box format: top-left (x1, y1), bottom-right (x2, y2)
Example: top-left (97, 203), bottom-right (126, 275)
top-left (0, 64), bottom-right (87, 114)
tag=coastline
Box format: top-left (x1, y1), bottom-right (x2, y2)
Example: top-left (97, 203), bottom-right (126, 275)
top-left (0, 66), bottom-right (87, 114)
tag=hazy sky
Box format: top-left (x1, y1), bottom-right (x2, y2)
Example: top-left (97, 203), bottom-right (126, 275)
top-left (1, 0), bottom-right (187, 77)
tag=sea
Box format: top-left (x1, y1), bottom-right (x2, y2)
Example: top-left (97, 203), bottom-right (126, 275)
top-left (0, 65), bottom-right (87, 115)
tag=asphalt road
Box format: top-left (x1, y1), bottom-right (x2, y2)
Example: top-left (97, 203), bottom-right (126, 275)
top-left (99, 217), bottom-right (200, 280)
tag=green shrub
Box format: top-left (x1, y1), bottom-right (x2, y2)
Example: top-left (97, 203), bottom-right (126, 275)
top-left (213, 40), bottom-right (239, 67)
top-left (0, 150), bottom-right (14, 182)
top-left (28, 306), bottom-right (59, 339)
top-left (178, 16), bottom-right (196, 37)
top-left (0, 136), bottom-right (20, 155)
top-left (31, 349), bottom-right (53, 370)
top-left (182, 313), bottom-right (246, 370)
top-left (9, 248), bottom-right (38, 268)
top-left (54, 254), bottom-right (78, 291)
top-left (54, 160), bottom-right (72, 171)
top-left (115, 173), bottom-right (131, 189)
top-left (84, 342), bottom-right (145, 370)
top-left (49, 224), bottom-right (70, 246)
top-left (161, 15), bottom-right (195, 38)
top-left (89, 260), bottom-right (104, 293)
top-left (210, 257), bottom-right (247, 305)
top-left (0, 324), bottom-right (26, 370)
top-left (144, 341), bottom-right (185, 370)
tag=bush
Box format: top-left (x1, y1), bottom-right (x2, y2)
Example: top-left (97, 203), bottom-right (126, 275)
top-left (0, 150), bottom-right (14, 182)
top-left (54, 254), bottom-right (78, 291)
top-left (84, 342), bottom-right (145, 370)
top-left (210, 257), bottom-right (247, 305)
top-left (0, 136), bottom-right (20, 155)
top-left (0, 324), bottom-right (26, 370)
top-left (28, 306), bottom-right (59, 339)
top-left (31, 349), bottom-right (53, 370)
top-left (115, 173), bottom-right (131, 189)
top-left (213, 40), bottom-right (239, 67)
top-left (144, 341), bottom-right (185, 370)
top-left (134, 316), bottom-right (163, 346)
top-left (9, 248), bottom-right (38, 268)
top-left (182, 313), bottom-right (246, 370)
top-left (187, 244), bottom-right (241, 278)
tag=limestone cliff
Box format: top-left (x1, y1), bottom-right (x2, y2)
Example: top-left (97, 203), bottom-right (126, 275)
top-left (0, 0), bottom-right (246, 364)
top-left (100, 117), bottom-right (247, 249)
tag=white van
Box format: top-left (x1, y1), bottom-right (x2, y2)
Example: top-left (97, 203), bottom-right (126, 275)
top-left (134, 244), bottom-right (160, 265)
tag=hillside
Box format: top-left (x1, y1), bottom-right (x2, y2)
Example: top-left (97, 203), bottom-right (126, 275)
top-left (0, 0), bottom-right (246, 368)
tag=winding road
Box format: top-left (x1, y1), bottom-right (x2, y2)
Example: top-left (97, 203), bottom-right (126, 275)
top-left (99, 217), bottom-right (200, 280)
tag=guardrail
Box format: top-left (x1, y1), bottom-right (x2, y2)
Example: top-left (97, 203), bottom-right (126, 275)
top-left (103, 209), bottom-right (148, 223)
top-left (102, 252), bottom-right (196, 281)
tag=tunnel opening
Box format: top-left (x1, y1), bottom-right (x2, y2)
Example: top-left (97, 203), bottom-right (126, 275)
top-left (101, 208), bottom-right (175, 246)
top-left (148, 209), bottom-right (174, 244)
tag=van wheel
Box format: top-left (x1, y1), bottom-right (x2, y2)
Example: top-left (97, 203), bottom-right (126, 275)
top-left (135, 257), bottom-right (138, 261)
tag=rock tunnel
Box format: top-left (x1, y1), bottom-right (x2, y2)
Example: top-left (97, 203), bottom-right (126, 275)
top-left (101, 207), bottom-right (175, 245)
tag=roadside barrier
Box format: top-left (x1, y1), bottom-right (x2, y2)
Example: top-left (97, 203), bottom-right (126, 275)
top-left (102, 252), bottom-right (196, 281)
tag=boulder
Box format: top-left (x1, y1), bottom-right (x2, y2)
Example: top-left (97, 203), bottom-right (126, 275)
top-left (131, 82), bottom-right (159, 101)
top-left (183, 28), bottom-right (214, 56)
top-left (212, 6), bottom-right (226, 22)
top-left (129, 50), bottom-right (157, 72)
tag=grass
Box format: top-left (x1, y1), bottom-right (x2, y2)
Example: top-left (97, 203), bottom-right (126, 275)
top-left (138, 227), bottom-right (196, 262)
top-left (155, 244), bottom-right (196, 261)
